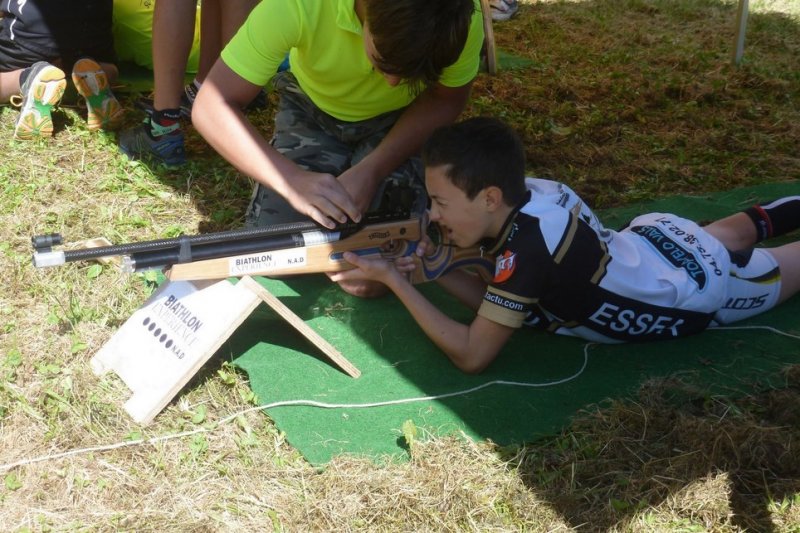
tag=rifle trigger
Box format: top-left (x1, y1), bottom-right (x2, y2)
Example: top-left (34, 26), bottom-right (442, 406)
top-left (177, 235), bottom-right (193, 264)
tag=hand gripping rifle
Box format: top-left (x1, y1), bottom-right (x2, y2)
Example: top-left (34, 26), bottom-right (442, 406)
top-left (31, 182), bottom-right (494, 283)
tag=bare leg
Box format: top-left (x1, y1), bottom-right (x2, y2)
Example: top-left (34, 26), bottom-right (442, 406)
top-left (706, 196), bottom-right (800, 253)
top-left (195, 0), bottom-right (258, 84)
top-left (707, 206), bottom-right (800, 305)
top-left (196, 0), bottom-right (220, 82)
top-left (152, 0), bottom-right (196, 111)
top-left (118, 3), bottom-right (192, 165)
top-left (0, 69), bottom-right (22, 102)
top-left (220, 0), bottom-right (259, 43)
top-left (764, 242), bottom-right (800, 303)
top-left (704, 212), bottom-right (758, 252)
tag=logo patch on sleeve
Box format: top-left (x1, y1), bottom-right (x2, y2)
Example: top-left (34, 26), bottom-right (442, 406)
top-left (493, 250), bottom-right (517, 283)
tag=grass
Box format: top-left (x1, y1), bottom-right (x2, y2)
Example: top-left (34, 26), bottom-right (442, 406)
top-left (1, 0), bottom-right (799, 530)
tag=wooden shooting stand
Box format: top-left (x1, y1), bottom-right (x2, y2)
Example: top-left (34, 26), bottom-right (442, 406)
top-left (90, 275), bottom-right (359, 425)
top-left (79, 215), bottom-right (421, 425)
top-left (81, 213), bottom-right (490, 425)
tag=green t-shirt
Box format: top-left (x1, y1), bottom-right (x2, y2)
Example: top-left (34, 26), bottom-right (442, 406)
top-left (222, 0), bottom-right (484, 122)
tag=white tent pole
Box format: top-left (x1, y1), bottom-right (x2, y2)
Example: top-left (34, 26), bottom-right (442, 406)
top-left (733, 0), bottom-right (749, 65)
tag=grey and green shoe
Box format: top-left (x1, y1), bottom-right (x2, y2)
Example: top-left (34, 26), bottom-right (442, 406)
top-left (12, 62), bottom-right (67, 140)
top-left (71, 57), bottom-right (124, 131)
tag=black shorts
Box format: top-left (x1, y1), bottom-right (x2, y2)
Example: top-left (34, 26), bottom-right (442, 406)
top-left (0, 0), bottom-right (116, 73)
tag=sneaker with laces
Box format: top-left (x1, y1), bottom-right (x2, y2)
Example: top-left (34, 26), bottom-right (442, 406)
top-left (490, 0), bottom-right (519, 21)
top-left (12, 62), bottom-right (67, 140)
top-left (71, 57), bottom-right (124, 131)
top-left (118, 118), bottom-right (186, 166)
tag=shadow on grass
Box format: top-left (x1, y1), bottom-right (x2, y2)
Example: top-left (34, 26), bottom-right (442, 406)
top-left (505, 369), bottom-right (800, 531)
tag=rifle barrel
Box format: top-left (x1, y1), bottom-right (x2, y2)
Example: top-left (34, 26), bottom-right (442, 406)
top-left (31, 220), bottom-right (353, 269)
top-left (127, 229), bottom-right (340, 271)
top-left (31, 200), bottom-right (415, 271)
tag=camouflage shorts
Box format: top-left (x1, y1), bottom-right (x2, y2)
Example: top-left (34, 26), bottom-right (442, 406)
top-left (245, 71), bottom-right (425, 227)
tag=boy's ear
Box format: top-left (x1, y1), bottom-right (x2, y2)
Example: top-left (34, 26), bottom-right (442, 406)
top-left (483, 186), bottom-right (505, 212)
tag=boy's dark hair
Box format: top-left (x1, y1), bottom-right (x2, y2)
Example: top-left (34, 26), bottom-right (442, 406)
top-left (422, 117), bottom-right (527, 205)
top-left (365, 0), bottom-right (474, 90)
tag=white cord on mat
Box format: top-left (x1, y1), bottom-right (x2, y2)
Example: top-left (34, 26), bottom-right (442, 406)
top-left (1, 345), bottom-right (592, 472)
top-left (709, 324), bottom-right (800, 340)
top-left (2, 324), bottom-right (797, 472)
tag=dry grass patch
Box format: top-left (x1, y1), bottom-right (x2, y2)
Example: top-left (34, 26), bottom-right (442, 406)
top-left (507, 373), bottom-right (800, 530)
top-left (471, 0), bottom-right (799, 206)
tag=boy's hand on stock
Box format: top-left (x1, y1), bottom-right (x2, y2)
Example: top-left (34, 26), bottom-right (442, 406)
top-left (390, 230), bottom-right (436, 273)
top-left (329, 252), bottom-right (402, 286)
top-left (413, 229), bottom-right (438, 257)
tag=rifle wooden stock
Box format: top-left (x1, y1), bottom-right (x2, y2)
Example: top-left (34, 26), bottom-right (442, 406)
top-left (167, 218), bottom-right (423, 281)
top-left (410, 243), bottom-right (494, 285)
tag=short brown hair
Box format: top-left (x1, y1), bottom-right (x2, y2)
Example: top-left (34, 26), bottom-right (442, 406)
top-left (365, 0), bottom-right (474, 90)
top-left (423, 117), bottom-right (528, 205)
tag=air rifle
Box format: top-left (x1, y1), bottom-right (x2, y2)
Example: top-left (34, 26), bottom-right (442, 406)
top-left (31, 186), bottom-right (493, 284)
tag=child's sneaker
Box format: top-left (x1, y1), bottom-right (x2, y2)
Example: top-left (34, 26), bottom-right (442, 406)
top-left (118, 117), bottom-right (186, 166)
top-left (12, 62), bottom-right (67, 140)
top-left (71, 57), bottom-right (124, 131)
top-left (490, 0), bottom-right (519, 21)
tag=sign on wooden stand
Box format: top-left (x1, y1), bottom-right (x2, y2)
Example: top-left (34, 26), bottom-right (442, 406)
top-left (91, 276), bottom-right (359, 425)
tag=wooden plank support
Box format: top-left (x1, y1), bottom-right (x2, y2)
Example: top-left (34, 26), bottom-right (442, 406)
top-left (239, 276), bottom-right (361, 378)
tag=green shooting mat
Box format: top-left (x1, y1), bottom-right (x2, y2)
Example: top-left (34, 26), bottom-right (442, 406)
top-left (229, 182), bottom-right (800, 465)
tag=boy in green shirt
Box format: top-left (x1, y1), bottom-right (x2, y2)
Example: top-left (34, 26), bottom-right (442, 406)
top-left (192, 0), bottom-right (483, 296)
